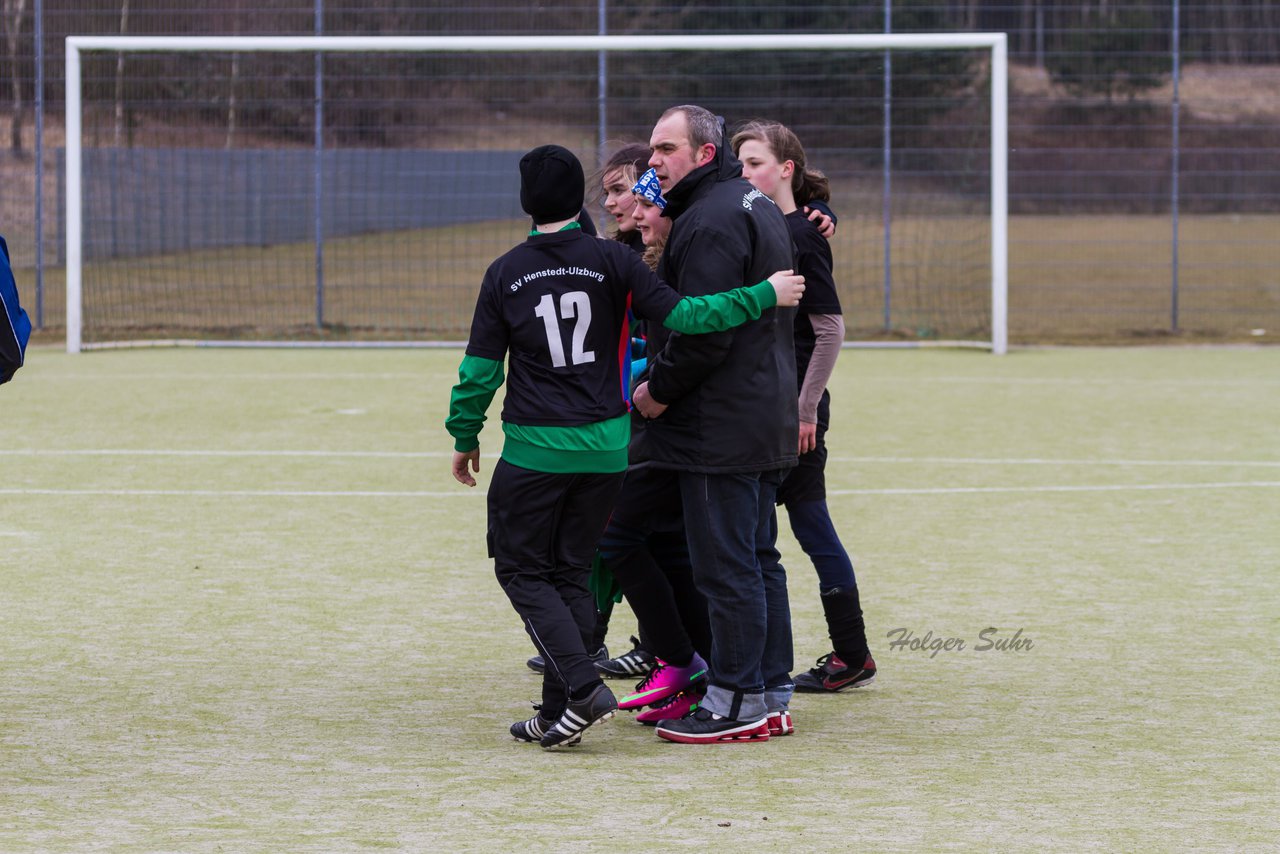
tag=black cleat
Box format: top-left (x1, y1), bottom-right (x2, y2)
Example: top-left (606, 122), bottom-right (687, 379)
top-left (539, 683), bottom-right (618, 749)
top-left (595, 636), bottom-right (657, 679)
top-left (511, 708), bottom-right (578, 745)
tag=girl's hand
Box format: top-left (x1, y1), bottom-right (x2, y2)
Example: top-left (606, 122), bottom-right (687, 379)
top-left (769, 270), bottom-right (806, 306)
top-left (798, 420), bottom-right (818, 455)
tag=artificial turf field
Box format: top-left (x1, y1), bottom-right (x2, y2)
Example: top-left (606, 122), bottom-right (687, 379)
top-left (2, 345), bottom-right (1277, 851)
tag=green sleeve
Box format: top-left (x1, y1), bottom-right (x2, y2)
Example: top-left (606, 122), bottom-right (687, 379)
top-left (445, 354), bottom-right (505, 452)
top-left (661, 279), bottom-right (778, 334)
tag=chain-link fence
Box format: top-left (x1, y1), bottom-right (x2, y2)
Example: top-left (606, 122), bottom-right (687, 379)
top-left (3, 2), bottom-right (1278, 344)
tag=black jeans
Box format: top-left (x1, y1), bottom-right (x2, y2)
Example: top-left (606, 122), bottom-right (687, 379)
top-left (488, 459), bottom-right (624, 715)
top-left (600, 464), bottom-right (711, 665)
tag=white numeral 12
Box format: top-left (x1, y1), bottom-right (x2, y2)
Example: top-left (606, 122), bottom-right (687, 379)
top-left (534, 291), bottom-right (596, 367)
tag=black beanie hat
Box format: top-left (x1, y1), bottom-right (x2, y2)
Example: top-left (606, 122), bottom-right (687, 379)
top-left (520, 144), bottom-right (585, 224)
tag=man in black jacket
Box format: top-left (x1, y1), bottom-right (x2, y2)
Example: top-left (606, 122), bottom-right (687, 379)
top-left (632, 105), bottom-right (800, 743)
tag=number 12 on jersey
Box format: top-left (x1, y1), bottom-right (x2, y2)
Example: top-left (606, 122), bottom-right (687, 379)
top-left (534, 291), bottom-right (596, 368)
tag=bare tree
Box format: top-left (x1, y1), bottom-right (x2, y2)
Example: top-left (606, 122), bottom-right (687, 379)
top-left (1019, 0), bottom-right (1034, 58)
top-left (3, 0), bottom-right (27, 152)
top-left (226, 0), bottom-right (242, 149)
top-left (114, 0), bottom-right (130, 146)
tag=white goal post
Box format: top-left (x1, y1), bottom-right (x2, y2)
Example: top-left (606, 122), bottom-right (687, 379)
top-left (64, 33), bottom-right (1008, 354)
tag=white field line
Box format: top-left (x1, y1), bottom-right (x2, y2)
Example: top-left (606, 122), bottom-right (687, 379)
top-left (2, 483), bottom-right (1278, 499)
top-left (32, 373), bottom-right (1280, 387)
top-left (0, 449), bottom-right (450, 458)
top-left (4, 450), bottom-right (1280, 468)
top-left (857, 376), bottom-right (1280, 387)
top-left (0, 488), bottom-right (476, 498)
top-left (826, 481), bottom-right (1280, 496)
top-left (36, 373), bottom-right (427, 381)
top-left (828, 456), bottom-right (1280, 468)
top-left (4, 452), bottom-right (1278, 497)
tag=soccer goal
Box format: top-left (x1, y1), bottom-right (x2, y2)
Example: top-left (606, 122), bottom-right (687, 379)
top-left (64, 33), bottom-right (1007, 354)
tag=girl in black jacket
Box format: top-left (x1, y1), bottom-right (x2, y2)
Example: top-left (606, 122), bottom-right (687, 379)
top-left (732, 120), bottom-right (877, 694)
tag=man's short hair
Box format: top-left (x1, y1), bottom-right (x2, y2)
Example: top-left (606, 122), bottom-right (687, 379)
top-left (660, 104), bottom-right (721, 152)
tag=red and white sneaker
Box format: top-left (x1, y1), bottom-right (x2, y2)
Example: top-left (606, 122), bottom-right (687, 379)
top-left (766, 709), bottom-right (794, 737)
top-left (655, 708), bottom-right (770, 744)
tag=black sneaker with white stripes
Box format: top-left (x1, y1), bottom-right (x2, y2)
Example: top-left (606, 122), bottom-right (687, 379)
top-left (511, 707), bottom-right (580, 747)
top-left (595, 636), bottom-right (657, 679)
top-left (539, 682), bottom-right (618, 750)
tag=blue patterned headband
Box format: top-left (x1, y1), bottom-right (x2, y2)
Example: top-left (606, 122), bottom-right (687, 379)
top-left (631, 167), bottom-right (666, 210)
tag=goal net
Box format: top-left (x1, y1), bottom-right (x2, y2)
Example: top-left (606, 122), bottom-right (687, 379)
top-left (64, 34), bottom-right (1007, 353)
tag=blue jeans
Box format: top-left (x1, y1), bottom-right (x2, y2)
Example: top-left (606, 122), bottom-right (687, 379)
top-left (760, 503), bottom-right (795, 714)
top-left (679, 470), bottom-right (793, 721)
top-left (785, 499), bottom-right (857, 593)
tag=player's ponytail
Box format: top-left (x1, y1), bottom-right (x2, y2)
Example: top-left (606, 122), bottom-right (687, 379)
top-left (795, 162), bottom-right (831, 207)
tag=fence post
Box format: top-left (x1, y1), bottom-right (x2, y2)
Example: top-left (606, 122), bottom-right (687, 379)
top-left (597, 0), bottom-right (607, 183)
top-left (882, 0), bottom-right (893, 333)
top-left (34, 0), bottom-right (44, 327)
top-left (1170, 0), bottom-right (1181, 332)
top-left (314, 0), bottom-right (325, 331)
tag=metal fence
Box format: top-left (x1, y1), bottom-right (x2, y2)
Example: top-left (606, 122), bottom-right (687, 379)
top-left (3, 2), bottom-right (1279, 344)
top-left (63, 148), bottom-right (525, 260)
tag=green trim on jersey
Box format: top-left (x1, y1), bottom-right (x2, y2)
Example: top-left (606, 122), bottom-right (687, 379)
top-left (446, 355), bottom-right (629, 472)
top-left (528, 221), bottom-right (583, 236)
top-left (502, 415), bottom-right (630, 473)
top-left (662, 279), bottom-right (777, 334)
top-left (446, 354), bottom-right (504, 453)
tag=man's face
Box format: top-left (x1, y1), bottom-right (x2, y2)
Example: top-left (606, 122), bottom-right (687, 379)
top-left (649, 112), bottom-right (713, 191)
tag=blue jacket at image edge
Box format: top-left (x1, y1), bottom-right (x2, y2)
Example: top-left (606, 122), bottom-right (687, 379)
top-left (1, 235), bottom-right (32, 385)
